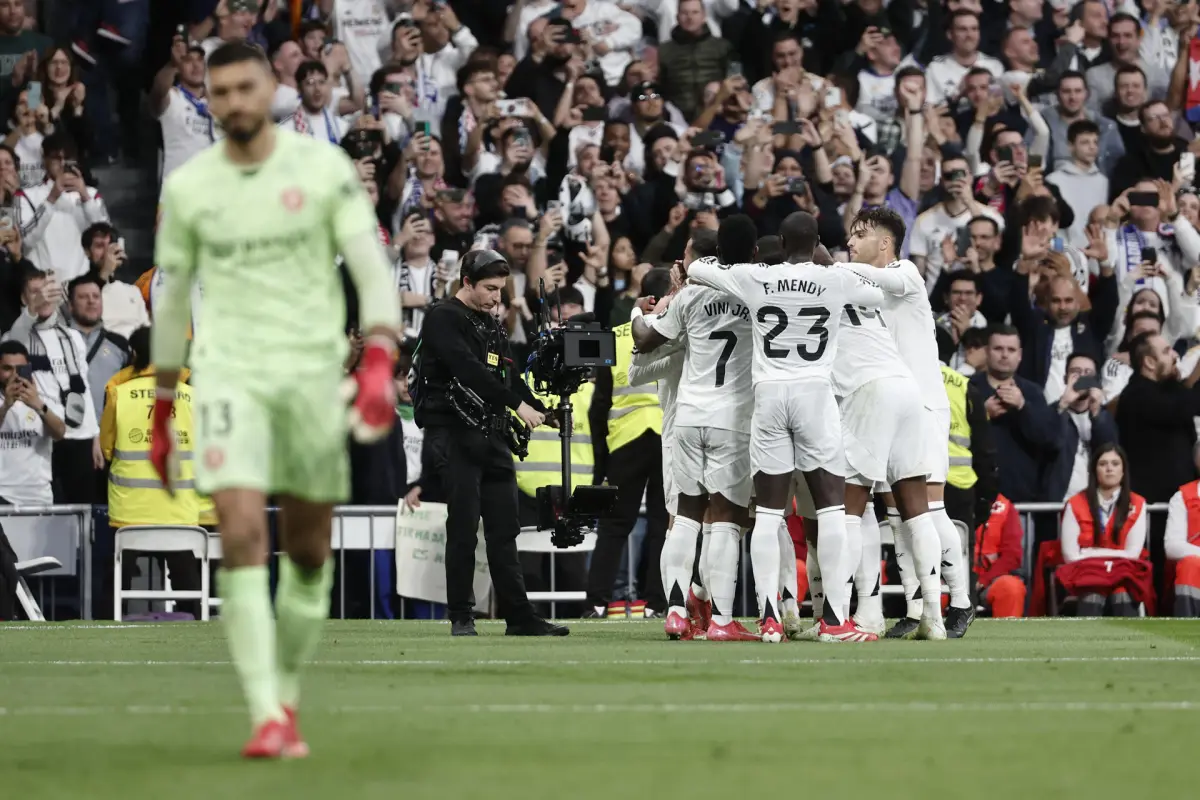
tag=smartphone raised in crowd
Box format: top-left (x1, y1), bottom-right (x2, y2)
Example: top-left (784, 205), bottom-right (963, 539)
top-left (1129, 191), bottom-right (1160, 207)
top-left (26, 81), bottom-right (41, 111)
top-left (955, 226), bottom-right (973, 257)
top-left (996, 144), bottom-right (1014, 163)
top-left (16, 364), bottom-right (32, 382)
top-left (1028, 153), bottom-right (1043, 170)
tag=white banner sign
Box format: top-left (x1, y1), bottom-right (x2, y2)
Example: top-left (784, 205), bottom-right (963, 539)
top-left (394, 502), bottom-right (490, 612)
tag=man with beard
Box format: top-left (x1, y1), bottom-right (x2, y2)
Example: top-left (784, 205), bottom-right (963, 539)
top-left (658, 0), bottom-right (732, 123)
top-left (1109, 100), bottom-right (1186, 198)
top-left (1043, 71), bottom-right (1124, 173)
top-left (278, 61), bottom-right (347, 144)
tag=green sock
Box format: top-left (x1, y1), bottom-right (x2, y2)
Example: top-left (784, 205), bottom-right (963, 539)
top-left (275, 556), bottom-right (333, 710)
top-left (219, 565), bottom-right (283, 727)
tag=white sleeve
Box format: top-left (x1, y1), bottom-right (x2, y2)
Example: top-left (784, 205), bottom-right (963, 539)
top-left (1164, 491), bottom-right (1200, 560)
top-left (687, 260), bottom-right (745, 298)
top-left (1060, 502), bottom-right (1082, 562)
top-left (925, 63), bottom-right (947, 106)
top-left (603, 9), bottom-right (642, 51)
top-left (840, 262), bottom-right (909, 296)
top-left (840, 270), bottom-right (885, 308)
top-left (650, 293), bottom-right (688, 341)
top-left (1120, 506), bottom-right (1147, 559)
top-left (908, 217), bottom-right (930, 257)
top-left (629, 347), bottom-right (681, 386)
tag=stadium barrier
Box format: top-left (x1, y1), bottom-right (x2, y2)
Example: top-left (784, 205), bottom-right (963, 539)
top-left (7, 502), bottom-right (1174, 621)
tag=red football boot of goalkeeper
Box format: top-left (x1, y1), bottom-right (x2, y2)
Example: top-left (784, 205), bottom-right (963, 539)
top-left (282, 707), bottom-right (309, 759)
top-left (148, 391), bottom-right (176, 492)
top-left (349, 337), bottom-right (397, 443)
top-left (241, 719), bottom-right (288, 759)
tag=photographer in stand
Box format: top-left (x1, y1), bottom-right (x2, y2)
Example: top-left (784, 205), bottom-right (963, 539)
top-left (405, 249), bottom-right (568, 638)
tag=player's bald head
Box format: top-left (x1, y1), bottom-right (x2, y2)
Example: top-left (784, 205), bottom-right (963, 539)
top-left (779, 212), bottom-right (819, 258)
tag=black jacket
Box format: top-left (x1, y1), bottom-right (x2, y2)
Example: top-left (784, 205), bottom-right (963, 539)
top-left (969, 372), bottom-right (1062, 502)
top-left (966, 381), bottom-right (1001, 524)
top-left (1117, 374), bottom-right (1200, 502)
top-left (1009, 271), bottom-right (1119, 388)
top-left (1042, 407), bottom-right (1119, 502)
top-left (414, 297), bottom-right (543, 429)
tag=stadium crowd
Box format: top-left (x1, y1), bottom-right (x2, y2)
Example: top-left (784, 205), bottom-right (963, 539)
top-left (5, 0), bottom-right (1200, 622)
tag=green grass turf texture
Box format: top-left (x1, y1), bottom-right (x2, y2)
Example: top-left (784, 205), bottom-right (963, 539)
top-left (2, 618), bottom-right (1197, 800)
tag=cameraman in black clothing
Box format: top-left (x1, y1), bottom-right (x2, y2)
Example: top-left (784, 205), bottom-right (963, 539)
top-left (408, 249), bottom-right (568, 637)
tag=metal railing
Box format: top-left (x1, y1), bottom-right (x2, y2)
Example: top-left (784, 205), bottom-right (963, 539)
top-left (0, 505), bottom-right (94, 619)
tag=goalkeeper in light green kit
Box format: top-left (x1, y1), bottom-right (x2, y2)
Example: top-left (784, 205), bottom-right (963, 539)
top-left (149, 42), bottom-right (400, 760)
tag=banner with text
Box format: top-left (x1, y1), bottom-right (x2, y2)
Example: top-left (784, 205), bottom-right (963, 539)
top-left (395, 502), bottom-right (491, 613)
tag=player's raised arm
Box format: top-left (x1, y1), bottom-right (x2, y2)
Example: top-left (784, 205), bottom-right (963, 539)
top-left (631, 271), bottom-right (687, 354)
top-left (838, 268), bottom-right (886, 308)
top-left (686, 257), bottom-right (748, 299)
top-left (839, 260), bottom-right (910, 295)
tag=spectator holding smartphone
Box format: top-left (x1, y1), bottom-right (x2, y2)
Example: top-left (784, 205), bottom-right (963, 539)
top-left (393, 212), bottom-right (439, 336)
top-left (912, 152), bottom-right (1003, 291)
top-left (0, 339), bottom-right (64, 506)
top-left (150, 35), bottom-right (212, 188)
top-left (5, 87), bottom-right (52, 188)
top-left (1045, 353), bottom-right (1119, 502)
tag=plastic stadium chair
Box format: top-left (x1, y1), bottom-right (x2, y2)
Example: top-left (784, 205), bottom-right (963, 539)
top-left (113, 526), bottom-right (210, 621)
top-left (14, 557), bottom-right (60, 621)
top-left (516, 526), bottom-right (596, 618)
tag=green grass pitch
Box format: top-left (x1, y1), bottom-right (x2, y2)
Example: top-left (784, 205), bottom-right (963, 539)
top-left (2, 618), bottom-right (1198, 799)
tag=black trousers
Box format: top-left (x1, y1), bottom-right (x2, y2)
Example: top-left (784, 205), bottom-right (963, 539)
top-left (426, 425), bottom-right (536, 624)
top-left (52, 437), bottom-right (97, 504)
top-left (586, 431), bottom-right (667, 610)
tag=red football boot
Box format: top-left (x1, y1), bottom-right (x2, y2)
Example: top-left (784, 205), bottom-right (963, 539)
top-left (817, 619), bottom-right (880, 643)
top-left (664, 610), bottom-right (691, 640)
top-left (241, 719), bottom-right (287, 759)
top-left (759, 617), bottom-right (785, 643)
top-left (281, 707), bottom-right (310, 759)
top-left (686, 588), bottom-right (712, 632)
top-left (705, 619), bottom-right (762, 641)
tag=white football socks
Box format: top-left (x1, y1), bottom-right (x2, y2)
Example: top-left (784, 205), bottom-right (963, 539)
top-left (664, 517), bottom-right (702, 616)
top-left (707, 521), bottom-right (741, 626)
top-left (777, 519), bottom-right (799, 617)
top-left (930, 500), bottom-right (970, 609)
top-left (692, 522), bottom-right (713, 602)
top-left (889, 507), bottom-right (921, 620)
top-left (750, 507), bottom-right (784, 621)
top-left (855, 510), bottom-right (883, 623)
top-left (806, 539), bottom-right (823, 620)
top-left (842, 514), bottom-right (862, 620)
top-left (904, 511), bottom-right (945, 625)
top-left (816, 505), bottom-right (848, 626)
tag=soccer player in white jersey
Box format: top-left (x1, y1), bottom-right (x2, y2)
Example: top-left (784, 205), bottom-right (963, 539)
top-left (829, 246), bottom-right (935, 640)
top-left (844, 208), bottom-right (971, 640)
top-left (633, 229), bottom-right (758, 641)
top-left (686, 212), bottom-right (885, 642)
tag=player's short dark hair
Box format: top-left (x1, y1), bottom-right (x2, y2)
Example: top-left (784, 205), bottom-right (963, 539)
top-left (1067, 119), bottom-right (1100, 142)
top-left (0, 339), bottom-right (28, 359)
top-left (945, 270), bottom-right (981, 293)
top-left (851, 207), bottom-right (906, 251)
top-left (987, 323), bottom-right (1020, 343)
top-left (1129, 331), bottom-right (1157, 374)
top-left (460, 248), bottom-right (510, 284)
top-left (688, 229), bottom-right (718, 260)
top-left (960, 327), bottom-right (988, 351)
top-left (81, 222), bottom-right (116, 252)
top-left (779, 211), bottom-right (820, 256)
top-left (717, 214), bottom-right (759, 264)
top-left (68, 272), bottom-right (102, 301)
top-left (209, 40), bottom-right (270, 71)
top-left (295, 60), bottom-right (328, 85)
top-left (757, 235), bottom-right (784, 265)
top-left (641, 267), bottom-right (672, 299)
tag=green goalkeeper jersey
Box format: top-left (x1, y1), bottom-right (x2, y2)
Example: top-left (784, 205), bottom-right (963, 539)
top-left (154, 130), bottom-right (396, 378)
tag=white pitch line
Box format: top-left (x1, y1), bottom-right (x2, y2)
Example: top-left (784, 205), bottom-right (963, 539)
top-left (6, 654), bottom-right (1200, 667)
top-left (0, 700), bottom-right (1197, 717)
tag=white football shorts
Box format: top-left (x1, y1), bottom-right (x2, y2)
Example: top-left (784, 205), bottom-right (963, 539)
top-left (674, 425), bottom-right (753, 508)
top-left (662, 442), bottom-right (678, 516)
top-left (750, 379), bottom-right (847, 477)
top-left (842, 377), bottom-right (928, 486)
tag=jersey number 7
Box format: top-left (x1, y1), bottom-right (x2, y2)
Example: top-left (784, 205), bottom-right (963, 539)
top-left (758, 305), bottom-right (829, 362)
top-left (708, 331), bottom-right (737, 386)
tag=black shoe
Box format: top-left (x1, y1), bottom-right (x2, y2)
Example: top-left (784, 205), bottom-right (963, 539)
top-left (945, 605), bottom-right (975, 639)
top-left (506, 617), bottom-right (570, 636)
top-left (451, 619), bottom-right (478, 636)
top-left (884, 617), bottom-right (920, 639)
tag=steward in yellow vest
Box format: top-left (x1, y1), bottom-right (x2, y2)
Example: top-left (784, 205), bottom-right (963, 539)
top-left (100, 355), bottom-right (201, 528)
top-left (514, 377), bottom-right (595, 499)
top-left (942, 364), bottom-right (976, 490)
top-left (601, 321), bottom-right (662, 453)
top-left (940, 363), bottom-right (998, 534)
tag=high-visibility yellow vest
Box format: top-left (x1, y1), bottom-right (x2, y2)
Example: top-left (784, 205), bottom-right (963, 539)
top-left (109, 372), bottom-right (199, 528)
top-left (608, 322), bottom-right (662, 452)
top-left (942, 365), bottom-right (977, 490)
top-left (514, 379), bottom-right (595, 497)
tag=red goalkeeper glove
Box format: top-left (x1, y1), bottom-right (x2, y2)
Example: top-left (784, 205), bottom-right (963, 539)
top-left (149, 388), bottom-right (177, 496)
top-left (347, 336), bottom-right (397, 443)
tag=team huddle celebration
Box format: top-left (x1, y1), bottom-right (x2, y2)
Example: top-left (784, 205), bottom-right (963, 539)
top-left (630, 208), bottom-right (969, 645)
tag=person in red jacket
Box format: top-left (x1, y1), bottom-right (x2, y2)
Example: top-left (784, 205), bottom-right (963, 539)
top-left (1059, 443), bottom-right (1153, 616)
top-left (973, 495), bottom-right (1026, 617)
top-left (1163, 449), bottom-right (1200, 615)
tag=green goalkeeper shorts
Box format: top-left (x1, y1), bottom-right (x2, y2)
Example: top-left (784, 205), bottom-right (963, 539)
top-left (191, 368), bottom-right (349, 503)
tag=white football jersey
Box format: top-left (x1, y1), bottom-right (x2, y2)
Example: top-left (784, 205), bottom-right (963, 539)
top-left (839, 259), bottom-right (949, 411)
top-left (652, 284), bottom-right (754, 433)
top-left (831, 302), bottom-right (915, 398)
top-left (687, 257), bottom-right (885, 386)
top-left (630, 313), bottom-right (684, 435)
